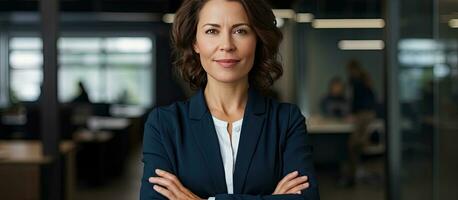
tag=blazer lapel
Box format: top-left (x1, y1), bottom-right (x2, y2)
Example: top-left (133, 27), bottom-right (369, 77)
top-left (233, 88), bottom-right (266, 194)
top-left (189, 89), bottom-right (227, 194)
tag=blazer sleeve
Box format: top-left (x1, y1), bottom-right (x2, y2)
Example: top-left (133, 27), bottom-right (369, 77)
top-left (140, 108), bottom-right (174, 200)
top-left (214, 105), bottom-right (320, 200)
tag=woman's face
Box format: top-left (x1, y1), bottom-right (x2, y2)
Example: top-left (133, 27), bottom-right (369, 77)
top-left (194, 0), bottom-right (257, 85)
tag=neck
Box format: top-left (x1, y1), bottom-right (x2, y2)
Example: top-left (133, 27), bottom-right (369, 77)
top-left (204, 76), bottom-right (249, 117)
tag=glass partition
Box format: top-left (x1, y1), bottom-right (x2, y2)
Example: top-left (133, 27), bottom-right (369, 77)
top-left (394, 0), bottom-right (458, 199)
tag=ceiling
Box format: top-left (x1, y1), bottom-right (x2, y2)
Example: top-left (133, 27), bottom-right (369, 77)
top-left (0, 0), bottom-right (382, 18)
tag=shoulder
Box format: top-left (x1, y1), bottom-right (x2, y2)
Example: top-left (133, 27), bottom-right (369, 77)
top-left (267, 97), bottom-right (304, 116)
top-left (265, 97), bottom-right (306, 128)
top-left (145, 100), bottom-right (190, 128)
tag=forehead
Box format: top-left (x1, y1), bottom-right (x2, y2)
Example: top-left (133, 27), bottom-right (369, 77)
top-left (197, 0), bottom-right (250, 25)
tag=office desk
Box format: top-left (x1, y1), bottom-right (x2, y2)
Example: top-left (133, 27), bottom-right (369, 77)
top-left (307, 117), bottom-right (354, 164)
top-left (74, 117), bottom-right (131, 186)
top-left (307, 117), bottom-right (354, 134)
top-left (0, 140), bottom-right (76, 200)
top-left (86, 116), bottom-right (130, 131)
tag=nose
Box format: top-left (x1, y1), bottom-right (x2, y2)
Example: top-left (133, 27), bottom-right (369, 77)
top-left (219, 32), bottom-right (235, 52)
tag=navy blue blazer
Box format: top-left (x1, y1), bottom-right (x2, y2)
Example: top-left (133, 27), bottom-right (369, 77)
top-left (141, 88), bottom-right (320, 200)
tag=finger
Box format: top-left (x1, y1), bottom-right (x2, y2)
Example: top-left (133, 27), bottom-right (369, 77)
top-left (154, 169), bottom-right (193, 199)
top-left (283, 176), bottom-right (308, 192)
top-left (278, 171), bottom-right (299, 187)
top-left (275, 175), bottom-right (307, 195)
top-left (156, 169), bottom-right (184, 188)
top-left (149, 177), bottom-right (182, 195)
top-left (153, 185), bottom-right (175, 199)
top-left (286, 182), bottom-right (310, 194)
top-left (274, 171), bottom-right (299, 194)
top-left (155, 169), bottom-right (189, 195)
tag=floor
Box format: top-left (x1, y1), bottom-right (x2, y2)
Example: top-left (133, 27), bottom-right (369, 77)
top-left (74, 145), bottom-right (143, 200)
top-left (317, 159), bottom-right (385, 200)
top-left (74, 146), bottom-right (386, 200)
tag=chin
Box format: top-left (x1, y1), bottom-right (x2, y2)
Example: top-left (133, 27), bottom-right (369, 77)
top-left (210, 73), bottom-right (248, 84)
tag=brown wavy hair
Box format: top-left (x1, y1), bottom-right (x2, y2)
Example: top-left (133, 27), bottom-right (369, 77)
top-left (171, 0), bottom-right (283, 91)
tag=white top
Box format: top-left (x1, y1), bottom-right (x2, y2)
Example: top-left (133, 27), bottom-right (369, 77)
top-left (208, 116), bottom-right (243, 200)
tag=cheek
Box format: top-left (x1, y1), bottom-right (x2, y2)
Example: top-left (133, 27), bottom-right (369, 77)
top-left (243, 41), bottom-right (257, 65)
top-left (196, 37), bottom-right (217, 57)
top-left (241, 38), bottom-right (257, 58)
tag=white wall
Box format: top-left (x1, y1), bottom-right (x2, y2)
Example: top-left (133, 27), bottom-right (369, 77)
top-left (274, 20), bottom-right (296, 103)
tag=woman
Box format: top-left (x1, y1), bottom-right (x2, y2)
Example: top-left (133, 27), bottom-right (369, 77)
top-left (343, 59), bottom-right (377, 186)
top-left (141, 0), bottom-right (320, 199)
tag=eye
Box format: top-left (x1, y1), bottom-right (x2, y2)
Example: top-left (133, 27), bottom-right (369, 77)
top-left (234, 28), bottom-right (248, 35)
top-left (205, 29), bottom-right (218, 34)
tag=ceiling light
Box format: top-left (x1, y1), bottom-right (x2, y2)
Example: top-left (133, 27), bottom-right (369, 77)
top-left (296, 13), bottom-right (314, 23)
top-left (272, 9), bottom-right (296, 19)
top-left (449, 19), bottom-right (458, 28)
top-left (275, 18), bottom-right (285, 28)
top-left (312, 19), bottom-right (385, 29)
top-left (162, 13), bottom-right (175, 24)
top-left (338, 40), bottom-right (385, 50)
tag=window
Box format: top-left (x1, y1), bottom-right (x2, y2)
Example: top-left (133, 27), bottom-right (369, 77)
top-left (9, 37), bottom-right (43, 102)
top-left (8, 36), bottom-right (154, 106)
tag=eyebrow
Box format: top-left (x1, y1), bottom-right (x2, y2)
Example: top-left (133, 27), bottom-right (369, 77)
top-left (201, 23), bottom-right (250, 29)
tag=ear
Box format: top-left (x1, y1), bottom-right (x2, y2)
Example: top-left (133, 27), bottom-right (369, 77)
top-left (193, 42), bottom-right (200, 54)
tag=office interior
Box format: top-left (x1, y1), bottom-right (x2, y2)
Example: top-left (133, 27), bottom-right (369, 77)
top-left (0, 0), bottom-right (457, 200)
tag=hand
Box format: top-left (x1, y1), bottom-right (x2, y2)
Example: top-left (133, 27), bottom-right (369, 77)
top-left (149, 169), bottom-right (203, 200)
top-left (272, 171), bottom-right (309, 195)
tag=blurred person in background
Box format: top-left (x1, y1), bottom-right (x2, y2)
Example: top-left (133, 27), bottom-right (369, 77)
top-left (140, 0), bottom-right (320, 199)
top-left (320, 77), bottom-right (350, 118)
top-left (341, 59), bottom-right (377, 186)
top-left (72, 81), bottom-right (90, 104)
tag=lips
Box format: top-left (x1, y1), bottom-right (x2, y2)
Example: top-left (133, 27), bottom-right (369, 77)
top-left (214, 59), bottom-right (240, 68)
